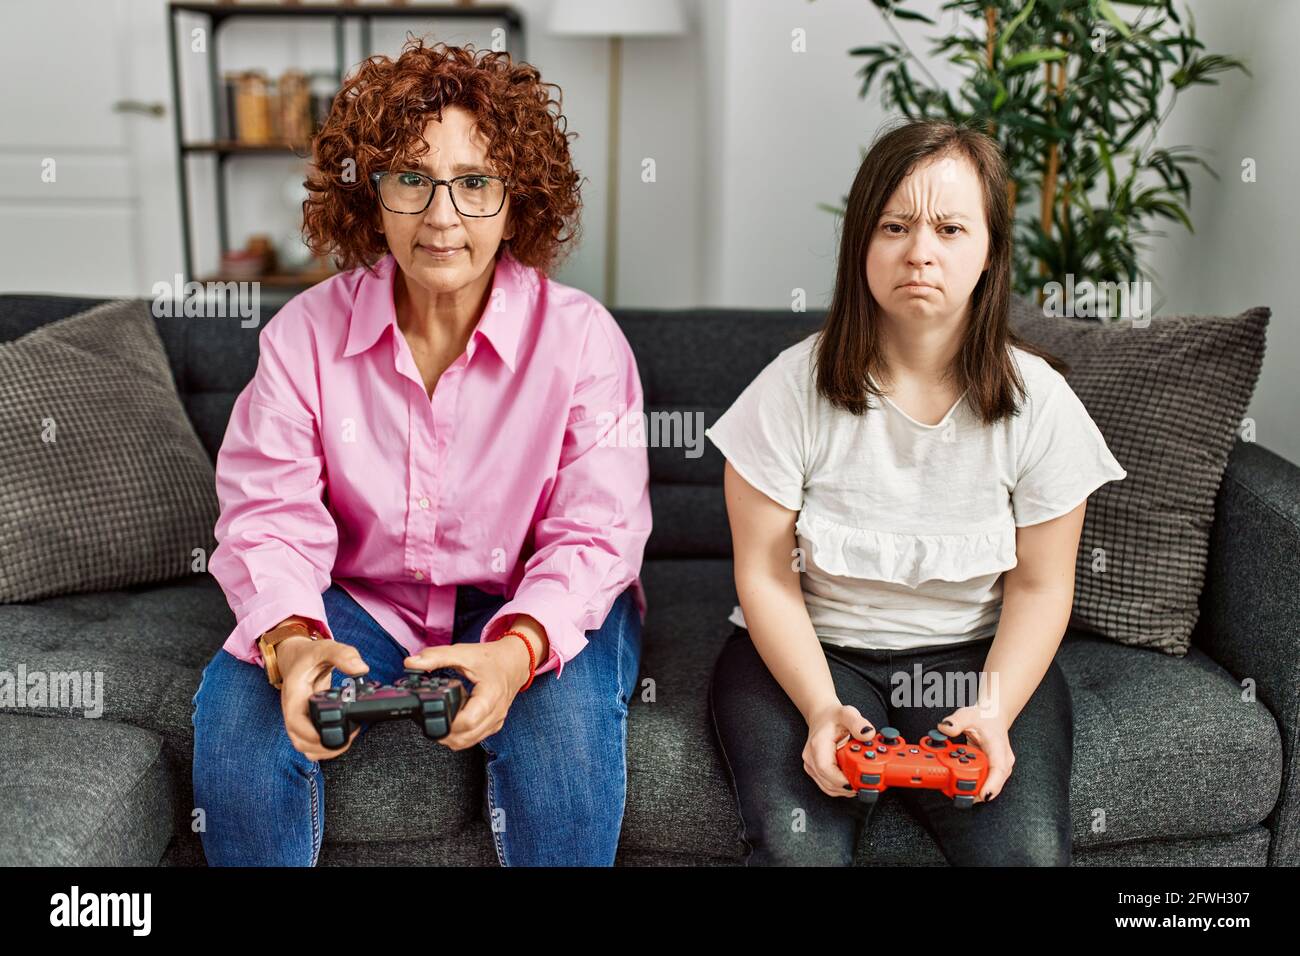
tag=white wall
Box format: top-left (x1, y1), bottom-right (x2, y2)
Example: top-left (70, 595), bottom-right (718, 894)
top-left (1145, 0), bottom-right (1299, 466)
top-left (2, 0), bottom-right (1295, 462)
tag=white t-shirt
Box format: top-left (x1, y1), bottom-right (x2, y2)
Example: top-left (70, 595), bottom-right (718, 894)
top-left (703, 332), bottom-right (1127, 651)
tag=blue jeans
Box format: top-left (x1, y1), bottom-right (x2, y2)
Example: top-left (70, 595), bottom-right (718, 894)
top-left (192, 582), bottom-right (642, 866)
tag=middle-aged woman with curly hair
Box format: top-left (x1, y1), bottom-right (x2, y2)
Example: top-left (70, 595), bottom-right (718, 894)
top-left (192, 39), bottom-right (652, 867)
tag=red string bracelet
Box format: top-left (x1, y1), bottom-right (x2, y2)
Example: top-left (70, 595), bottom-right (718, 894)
top-left (490, 624), bottom-right (537, 691)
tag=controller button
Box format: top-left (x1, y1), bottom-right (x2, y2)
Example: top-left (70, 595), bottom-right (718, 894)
top-left (909, 747), bottom-right (919, 753)
top-left (955, 747), bottom-right (966, 754)
top-left (953, 795), bottom-right (975, 809)
top-left (878, 727), bottom-right (901, 745)
top-left (864, 752), bottom-right (876, 759)
top-left (850, 744), bottom-right (861, 752)
top-left (860, 773), bottom-right (881, 786)
top-left (956, 780), bottom-right (977, 791)
top-left (926, 730), bottom-right (949, 746)
top-left (321, 726), bottom-right (346, 748)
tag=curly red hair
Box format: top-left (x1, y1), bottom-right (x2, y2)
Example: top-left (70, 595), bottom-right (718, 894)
top-left (302, 38), bottom-right (583, 275)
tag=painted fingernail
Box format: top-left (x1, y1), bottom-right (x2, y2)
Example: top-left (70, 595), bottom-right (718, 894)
top-left (984, 791), bottom-right (993, 801)
top-left (843, 784), bottom-right (854, 791)
top-left (861, 725), bottom-right (873, 735)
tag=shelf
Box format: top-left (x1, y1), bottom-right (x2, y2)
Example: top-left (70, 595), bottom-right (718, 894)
top-left (169, 3), bottom-right (523, 28)
top-left (197, 270), bottom-right (337, 287)
top-left (167, 1), bottom-right (523, 280)
top-left (182, 140), bottom-right (314, 156)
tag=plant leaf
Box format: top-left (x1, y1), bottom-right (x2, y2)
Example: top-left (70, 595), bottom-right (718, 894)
top-left (997, 0), bottom-right (1037, 61)
top-left (886, 7), bottom-right (937, 25)
top-left (1005, 48), bottom-right (1070, 71)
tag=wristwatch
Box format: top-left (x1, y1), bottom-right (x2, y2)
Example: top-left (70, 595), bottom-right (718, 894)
top-left (257, 618), bottom-right (322, 690)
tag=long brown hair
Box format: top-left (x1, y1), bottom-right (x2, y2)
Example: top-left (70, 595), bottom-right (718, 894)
top-left (814, 118), bottom-right (1066, 424)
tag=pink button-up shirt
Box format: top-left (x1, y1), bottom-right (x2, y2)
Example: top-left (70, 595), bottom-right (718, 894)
top-left (209, 247), bottom-right (651, 679)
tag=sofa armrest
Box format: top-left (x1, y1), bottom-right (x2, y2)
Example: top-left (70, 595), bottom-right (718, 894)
top-left (1191, 438), bottom-right (1300, 865)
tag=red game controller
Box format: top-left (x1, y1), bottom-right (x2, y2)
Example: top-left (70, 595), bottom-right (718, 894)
top-left (835, 726), bottom-right (989, 809)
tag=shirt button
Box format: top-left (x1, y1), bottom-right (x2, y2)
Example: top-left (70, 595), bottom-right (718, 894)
top-left (413, 570), bottom-right (424, 581)
top-left (419, 497), bottom-right (430, 509)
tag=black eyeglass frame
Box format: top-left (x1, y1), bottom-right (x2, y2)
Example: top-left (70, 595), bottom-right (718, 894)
top-left (369, 170), bottom-right (510, 217)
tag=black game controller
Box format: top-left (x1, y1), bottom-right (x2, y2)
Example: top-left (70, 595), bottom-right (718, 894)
top-left (309, 669), bottom-right (465, 749)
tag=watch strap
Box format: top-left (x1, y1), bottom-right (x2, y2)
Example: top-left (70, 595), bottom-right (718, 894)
top-left (259, 619), bottom-right (322, 689)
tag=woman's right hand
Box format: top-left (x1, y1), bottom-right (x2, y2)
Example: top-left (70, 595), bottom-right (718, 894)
top-left (803, 701), bottom-right (876, 797)
top-left (276, 635), bottom-right (371, 761)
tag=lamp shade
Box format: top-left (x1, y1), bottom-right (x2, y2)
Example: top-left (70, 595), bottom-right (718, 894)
top-left (547, 0), bottom-right (687, 37)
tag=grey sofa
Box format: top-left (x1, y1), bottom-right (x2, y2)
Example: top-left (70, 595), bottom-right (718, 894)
top-left (1, 291), bottom-right (1296, 867)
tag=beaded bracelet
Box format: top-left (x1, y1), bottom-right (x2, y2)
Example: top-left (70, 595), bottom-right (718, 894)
top-left (491, 627), bottom-right (537, 691)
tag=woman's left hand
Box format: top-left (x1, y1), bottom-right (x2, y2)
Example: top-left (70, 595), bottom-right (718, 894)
top-left (937, 707), bottom-right (1013, 804)
top-left (403, 627), bottom-right (539, 751)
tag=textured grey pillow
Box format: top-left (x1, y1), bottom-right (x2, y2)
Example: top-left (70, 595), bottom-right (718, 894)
top-left (0, 299), bottom-right (219, 602)
top-left (1008, 294), bottom-right (1269, 656)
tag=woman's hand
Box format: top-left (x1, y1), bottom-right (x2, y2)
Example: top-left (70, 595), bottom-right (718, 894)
top-left (403, 631), bottom-right (538, 751)
top-left (803, 701), bottom-right (876, 797)
top-left (938, 707), bottom-right (1013, 803)
top-left (277, 636), bottom-right (371, 761)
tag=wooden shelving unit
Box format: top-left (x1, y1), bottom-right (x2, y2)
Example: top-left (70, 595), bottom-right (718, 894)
top-left (166, 1), bottom-right (525, 288)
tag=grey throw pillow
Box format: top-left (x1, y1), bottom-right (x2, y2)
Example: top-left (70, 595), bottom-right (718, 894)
top-left (1008, 294), bottom-right (1269, 655)
top-left (0, 299), bottom-right (219, 602)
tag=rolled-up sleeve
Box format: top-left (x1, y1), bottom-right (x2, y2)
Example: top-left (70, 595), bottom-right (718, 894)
top-left (209, 309), bottom-right (339, 667)
top-left (478, 305), bottom-right (652, 679)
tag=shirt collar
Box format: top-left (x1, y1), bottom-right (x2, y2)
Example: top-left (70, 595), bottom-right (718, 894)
top-left (343, 246), bottom-right (536, 373)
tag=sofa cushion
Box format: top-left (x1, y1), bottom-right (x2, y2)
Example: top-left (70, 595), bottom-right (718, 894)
top-left (0, 714), bottom-right (172, 865)
top-left (1056, 632), bottom-right (1281, 847)
top-left (0, 298), bottom-right (219, 603)
top-left (0, 572), bottom-right (483, 844)
top-left (1009, 298), bottom-right (1269, 654)
top-left (626, 560), bottom-right (1282, 857)
top-left (0, 560), bottom-right (1282, 861)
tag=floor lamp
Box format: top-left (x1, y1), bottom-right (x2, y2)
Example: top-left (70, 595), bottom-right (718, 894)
top-left (547, 0), bottom-right (687, 307)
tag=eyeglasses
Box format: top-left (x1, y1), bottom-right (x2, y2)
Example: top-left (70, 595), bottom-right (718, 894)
top-left (370, 170), bottom-right (509, 217)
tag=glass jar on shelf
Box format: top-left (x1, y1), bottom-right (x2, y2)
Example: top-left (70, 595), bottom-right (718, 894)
top-left (235, 70), bottom-right (274, 145)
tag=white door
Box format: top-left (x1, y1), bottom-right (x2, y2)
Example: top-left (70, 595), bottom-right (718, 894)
top-left (0, 0), bottom-right (181, 296)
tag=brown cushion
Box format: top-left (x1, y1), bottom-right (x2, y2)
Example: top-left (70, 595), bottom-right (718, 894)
top-left (1009, 294), bottom-right (1269, 655)
top-left (0, 299), bottom-right (218, 602)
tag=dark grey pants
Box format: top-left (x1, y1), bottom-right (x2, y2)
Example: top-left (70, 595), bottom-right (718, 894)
top-left (708, 625), bottom-right (1074, 866)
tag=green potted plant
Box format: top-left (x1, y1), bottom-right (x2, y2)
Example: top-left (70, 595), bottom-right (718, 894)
top-left (821, 0), bottom-right (1249, 310)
